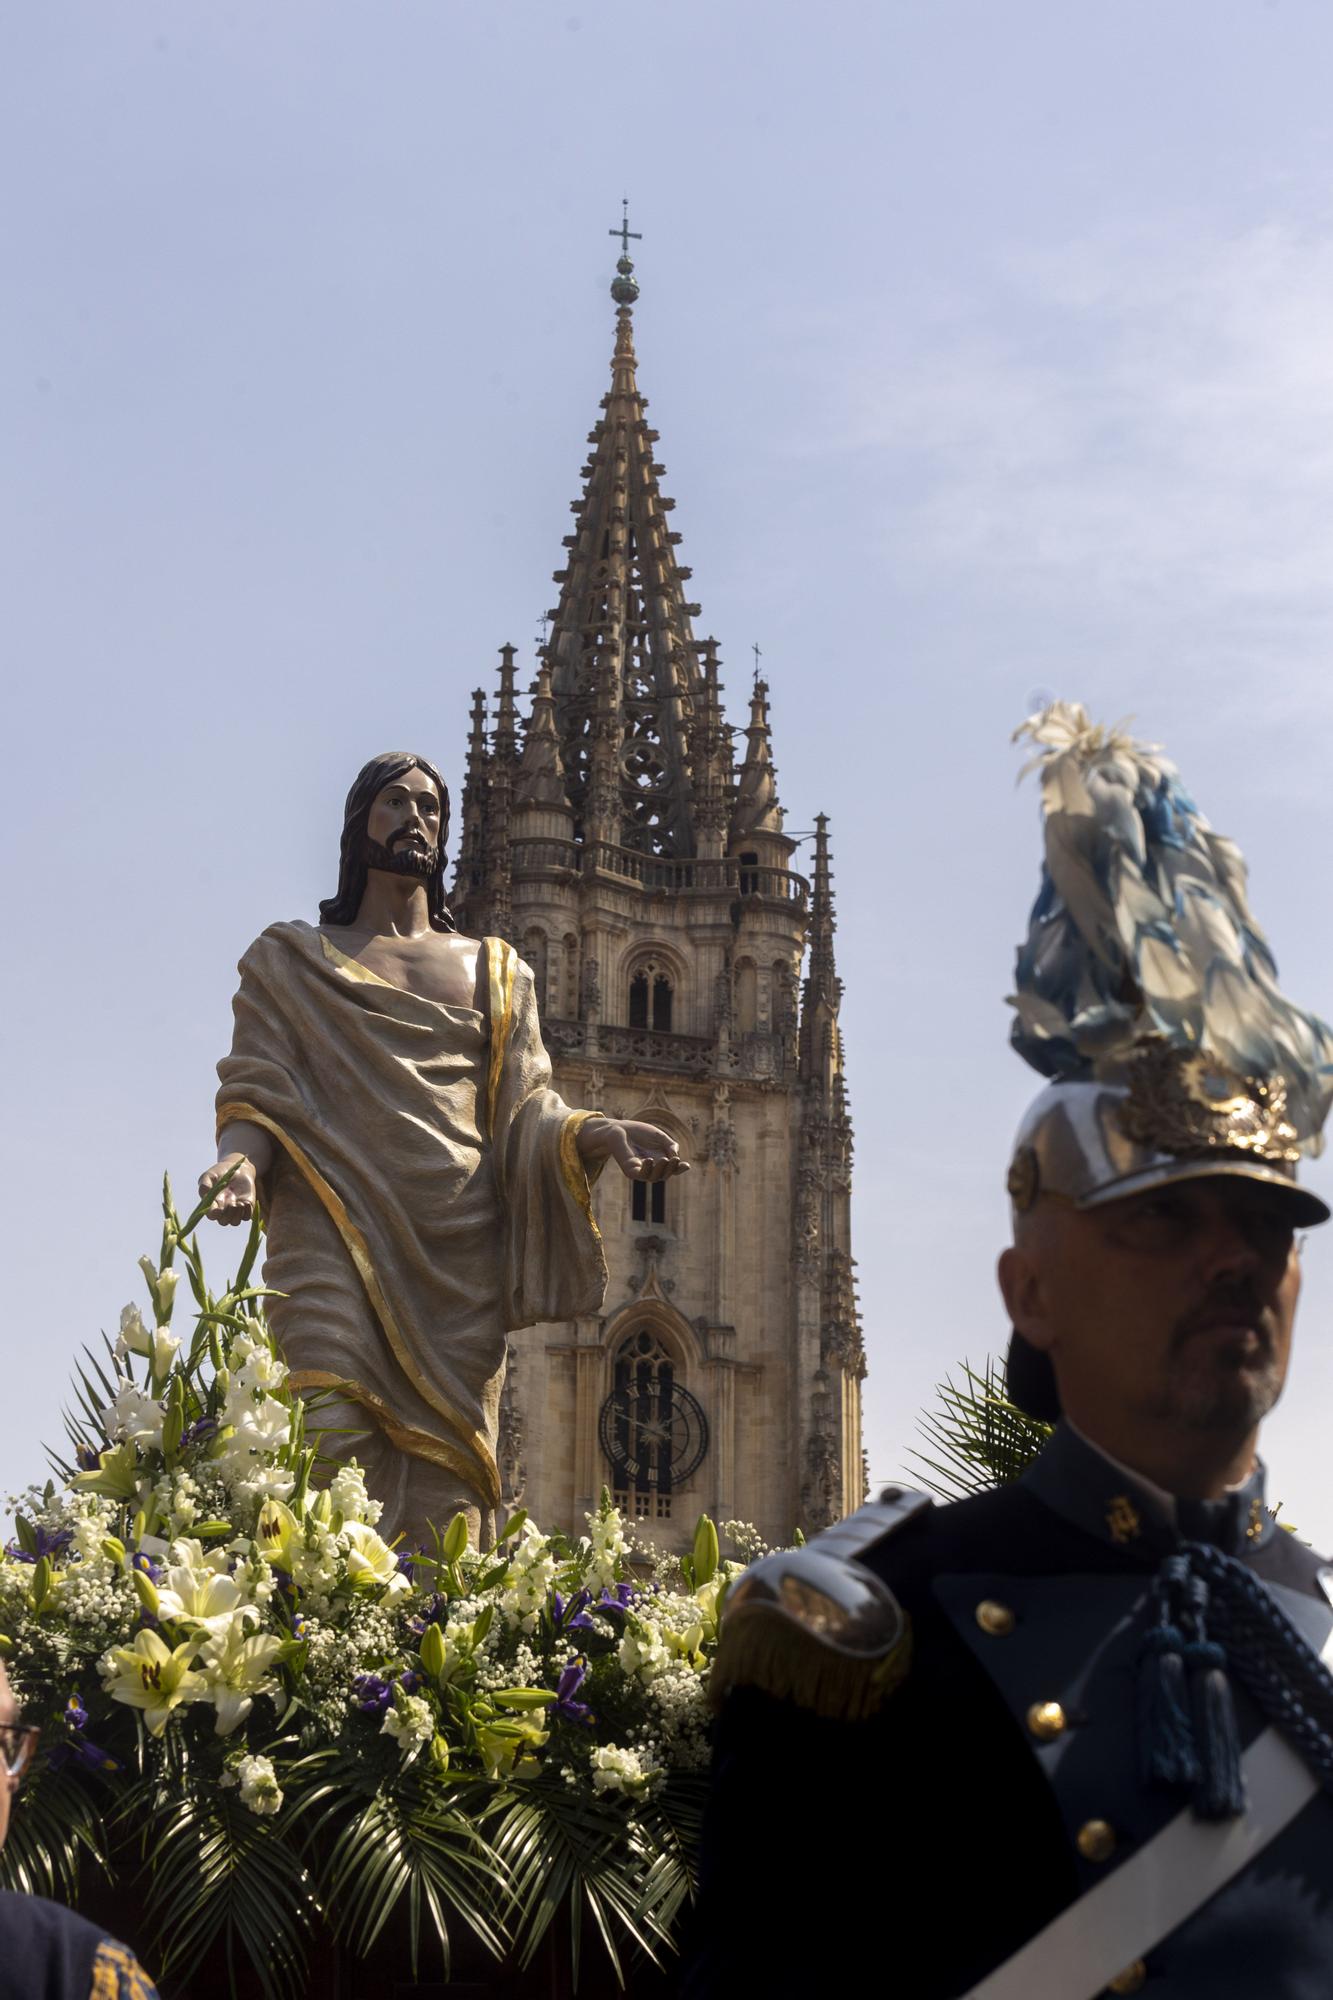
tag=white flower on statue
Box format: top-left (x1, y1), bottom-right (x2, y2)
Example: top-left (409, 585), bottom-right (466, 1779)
top-left (382, 1694), bottom-right (435, 1760)
top-left (100, 1382), bottom-right (165, 1450)
top-left (232, 1753), bottom-right (284, 1816)
top-left (329, 1462), bottom-right (382, 1528)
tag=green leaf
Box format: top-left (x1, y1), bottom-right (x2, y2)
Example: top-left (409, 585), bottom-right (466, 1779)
top-left (0, 1763), bottom-right (113, 1903)
top-left (14, 1516), bottom-right (37, 1558)
top-left (495, 1508), bottom-right (528, 1545)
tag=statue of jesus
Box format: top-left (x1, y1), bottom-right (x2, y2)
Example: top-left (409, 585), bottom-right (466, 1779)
top-left (199, 750), bottom-right (685, 1546)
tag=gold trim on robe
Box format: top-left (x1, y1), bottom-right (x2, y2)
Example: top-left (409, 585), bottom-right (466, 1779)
top-left (216, 1096), bottom-right (502, 1507)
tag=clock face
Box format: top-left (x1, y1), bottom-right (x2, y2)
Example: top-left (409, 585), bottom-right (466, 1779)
top-left (599, 1333), bottom-right (708, 1491)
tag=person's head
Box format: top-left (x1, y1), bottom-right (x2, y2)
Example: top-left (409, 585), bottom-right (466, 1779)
top-left (319, 752), bottom-right (454, 931)
top-left (998, 1174), bottom-right (1305, 1476)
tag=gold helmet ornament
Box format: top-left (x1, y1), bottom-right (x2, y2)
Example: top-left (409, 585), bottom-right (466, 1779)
top-left (1004, 705), bottom-right (1333, 1417)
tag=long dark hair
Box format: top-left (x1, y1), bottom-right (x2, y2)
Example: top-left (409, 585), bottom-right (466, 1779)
top-left (319, 751), bottom-right (455, 931)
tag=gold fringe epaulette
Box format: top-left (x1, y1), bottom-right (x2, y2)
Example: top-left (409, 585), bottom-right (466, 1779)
top-left (711, 1487), bottom-right (930, 1722)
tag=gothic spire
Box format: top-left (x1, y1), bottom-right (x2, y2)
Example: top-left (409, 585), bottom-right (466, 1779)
top-left (799, 814), bottom-right (844, 1085)
top-left (731, 677), bottom-right (784, 842)
top-left (544, 218), bottom-right (705, 858)
top-left (514, 660), bottom-right (570, 809)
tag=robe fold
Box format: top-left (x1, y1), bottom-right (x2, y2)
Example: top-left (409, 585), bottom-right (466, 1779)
top-left (215, 920), bottom-right (606, 1543)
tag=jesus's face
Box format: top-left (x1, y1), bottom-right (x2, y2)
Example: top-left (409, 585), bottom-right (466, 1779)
top-left (365, 766), bottom-right (443, 877)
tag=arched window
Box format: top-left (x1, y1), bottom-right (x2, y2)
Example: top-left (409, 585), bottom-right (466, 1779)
top-left (599, 1327), bottom-right (707, 1521)
top-left (628, 965), bottom-right (674, 1031)
top-left (739, 850), bottom-right (760, 895)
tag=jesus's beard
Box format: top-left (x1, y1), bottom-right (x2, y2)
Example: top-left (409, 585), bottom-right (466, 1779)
top-left (363, 836), bottom-right (441, 879)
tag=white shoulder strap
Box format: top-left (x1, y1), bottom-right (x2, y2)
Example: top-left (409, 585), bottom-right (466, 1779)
top-left (967, 1625), bottom-right (1333, 2000)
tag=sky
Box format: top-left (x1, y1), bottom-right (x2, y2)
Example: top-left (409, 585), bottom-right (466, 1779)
top-left (6, 0), bottom-right (1333, 1542)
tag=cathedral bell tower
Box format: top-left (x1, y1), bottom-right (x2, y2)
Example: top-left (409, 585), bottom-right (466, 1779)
top-left (452, 217), bottom-right (865, 1548)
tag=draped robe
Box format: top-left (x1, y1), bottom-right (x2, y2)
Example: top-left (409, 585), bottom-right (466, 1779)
top-left (215, 921), bottom-right (606, 1545)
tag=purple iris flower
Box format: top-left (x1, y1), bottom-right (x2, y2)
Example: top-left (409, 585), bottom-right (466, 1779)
top-left (50, 1735), bottom-right (119, 1776)
top-left (65, 1693), bottom-right (88, 1732)
top-left (75, 1444), bottom-right (101, 1472)
top-left (552, 1588), bottom-right (594, 1635)
top-left (352, 1673), bottom-right (393, 1716)
top-left (552, 1658), bottom-right (593, 1727)
top-left (399, 1668), bottom-right (422, 1695)
top-left (396, 1548), bottom-right (419, 1578)
top-left (594, 1582), bottom-right (637, 1618)
top-left (407, 1592), bottom-right (446, 1638)
top-left (181, 1416), bottom-right (218, 1448)
top-left (4, 1526), bottom-right (73, 1566)
top-left (290, 1613), bottom-right (309, 1641)
top-left (132, 1552), bottom-right (163, 1585)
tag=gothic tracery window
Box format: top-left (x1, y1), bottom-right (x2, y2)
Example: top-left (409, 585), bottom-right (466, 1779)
top-left (628, 968), bottom-right (674, 1032)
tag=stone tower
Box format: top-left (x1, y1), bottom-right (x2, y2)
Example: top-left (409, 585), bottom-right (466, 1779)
top-left (452, 233), bottom-right (864, 1551)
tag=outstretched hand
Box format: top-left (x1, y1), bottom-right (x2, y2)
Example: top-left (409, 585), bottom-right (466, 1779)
top-left (577, 1117), bottom-right (689, 1183)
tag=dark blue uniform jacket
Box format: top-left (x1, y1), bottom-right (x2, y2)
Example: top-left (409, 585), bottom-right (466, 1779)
top-left (683, 1425), bottom-right (1333, 1999)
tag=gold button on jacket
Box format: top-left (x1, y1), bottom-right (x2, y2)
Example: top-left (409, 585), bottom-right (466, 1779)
top-left (1026, 1699), bottom-right (1067, 1741)
top-left (1077, 1818), bottom-right (1116, 1863)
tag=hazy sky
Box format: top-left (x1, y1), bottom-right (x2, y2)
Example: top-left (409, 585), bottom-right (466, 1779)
top-left (7, 2), bottom-right (1333, 1542)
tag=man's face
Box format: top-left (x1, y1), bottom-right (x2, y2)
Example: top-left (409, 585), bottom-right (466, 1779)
top-left (1000, 1177), bottom-right (1302, 1442)
top-left (364, 767), bottom-right (442, 878)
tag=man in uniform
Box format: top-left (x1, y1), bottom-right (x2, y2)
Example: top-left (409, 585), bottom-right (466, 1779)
top-left (687, 707), bottom-right (1333, 1998)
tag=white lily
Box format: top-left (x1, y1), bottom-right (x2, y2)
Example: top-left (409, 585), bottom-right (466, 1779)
top-left (100, 1628), bottom-right (209, 1736)
top-left (156, 1551), bottom-right (252, 1639)
top-left (342, 1520), bottom-right (410, 1598)
top-left (117, 1303), bottom-right (153, 1359)
top-left (199, 1621), bottom-right (284, 1735)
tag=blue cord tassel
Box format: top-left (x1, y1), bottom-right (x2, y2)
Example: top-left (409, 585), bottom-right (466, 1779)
top-left (1184, 1628), bottom-right (1246, 1820)
top-left (1136, 1616), bottom-right (1199, 1789)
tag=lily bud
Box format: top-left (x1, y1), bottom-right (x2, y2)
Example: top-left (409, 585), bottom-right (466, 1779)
top-left (419, 1623), bottom-right (447, 1680)
top-left (132, 1569), bottom-right (160, 1618)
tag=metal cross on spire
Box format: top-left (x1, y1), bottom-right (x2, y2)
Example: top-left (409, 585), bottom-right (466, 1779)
top-left (609, 197), bottom-right (642, 259)
top-left (752, 641), bottom-right (763, 688)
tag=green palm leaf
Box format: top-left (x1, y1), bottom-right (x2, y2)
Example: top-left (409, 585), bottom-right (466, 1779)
top-left (908, 1357), bottom-right (1052, 1500)
top-left (139, 1783), bottom-right (317, 2000)
top-left (486, 1778), bottom-right (662, 1985)
top-left (0, 1764), bottom-right (112, 1903)
top-left (306, 1769), bottom-right (509, 1980)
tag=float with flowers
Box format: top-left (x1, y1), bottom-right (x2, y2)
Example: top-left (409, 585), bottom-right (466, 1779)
top-left (0, 1181), bottom-right (760, 1996)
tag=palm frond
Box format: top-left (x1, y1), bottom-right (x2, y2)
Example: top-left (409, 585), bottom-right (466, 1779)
top-left (907, 1357), bottom-right (1052, 1501)
top-left (634, 1775), bottom-right (707, 1942)
top-left (309, 1771), bottom-right (509, 1980)
top-left (486, 1779), bottom-right (663, 1986)
top-left (141, 1784), bottom-right (317, 2000)
top-left (0, 1765), bottom-right (112, 1902)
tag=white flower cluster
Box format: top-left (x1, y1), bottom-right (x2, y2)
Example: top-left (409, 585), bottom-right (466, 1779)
top-left (382, 1693), bottom-right (435, 1760)
top-left (586, 1506), bottom-right (629, 1587)
top-left (225, 1752), bottom-right (284, 1816)
top-left (213, 1327), bottom-right (295, 1507)
top-left (500, 1523), bottom-right (558, 1633)
top-left (590, 1743), bottom-right (653, 1795)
